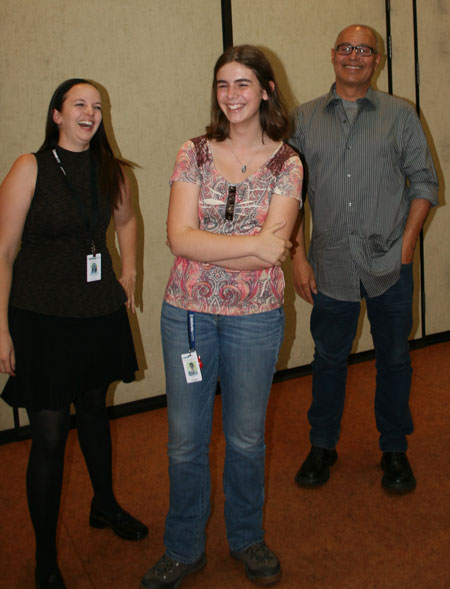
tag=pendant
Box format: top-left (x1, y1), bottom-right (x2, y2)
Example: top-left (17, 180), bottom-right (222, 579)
top-left (241, 165), bottom-right (247, 173)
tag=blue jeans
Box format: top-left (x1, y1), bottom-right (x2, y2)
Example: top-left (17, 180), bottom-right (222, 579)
top-left (160, 301), bottom-right (284, 563)
top-left (309, 264), bottom-right (414, 452)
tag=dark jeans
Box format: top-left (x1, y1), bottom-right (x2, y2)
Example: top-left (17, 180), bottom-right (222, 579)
top-left (309, 263), bottom-right (414, 452)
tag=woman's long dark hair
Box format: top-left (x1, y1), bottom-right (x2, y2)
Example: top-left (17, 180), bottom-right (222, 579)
top-left (206, 45), bottom-right (290, 142)
top-left (39, 78), bottom-right (129, 208)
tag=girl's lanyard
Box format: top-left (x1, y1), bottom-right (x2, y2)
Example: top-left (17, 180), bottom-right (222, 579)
top-left (181, 311), bottom-right (203, 383)
top-left (188, 311), bottom-right (196, 352)
top-left (52, 148), bottom-right (102, 282)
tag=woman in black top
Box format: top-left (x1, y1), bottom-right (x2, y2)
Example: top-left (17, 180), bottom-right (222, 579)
top-left (0, 79), bottom-right (147, 589)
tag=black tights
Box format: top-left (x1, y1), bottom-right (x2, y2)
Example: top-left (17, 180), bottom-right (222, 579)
top-left (27, 387), bottom-right (119, 577)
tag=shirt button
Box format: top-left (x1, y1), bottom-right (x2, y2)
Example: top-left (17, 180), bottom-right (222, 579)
top-left (347, 173), bottom-right (351, 178)
top-left (347, 145), bottom-right (352, 150)
top-left (348, 202), bottom-right (352, 207)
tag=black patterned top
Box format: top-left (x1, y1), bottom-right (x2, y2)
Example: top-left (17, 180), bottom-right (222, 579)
top-left (9, 147), bottom-right (126, 317)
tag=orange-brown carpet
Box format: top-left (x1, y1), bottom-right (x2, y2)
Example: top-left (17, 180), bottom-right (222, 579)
top-left (1, 342), bottom-right (449, 588)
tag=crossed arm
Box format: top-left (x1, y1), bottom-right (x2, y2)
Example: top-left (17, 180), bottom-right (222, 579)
top-left (166, 181), bottom-right (300, 271)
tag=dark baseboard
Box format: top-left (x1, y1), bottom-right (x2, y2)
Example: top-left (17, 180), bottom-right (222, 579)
top-left (275, 329), bottom-right (450, 382)
top-left (1, 330), bottom-right (449, 445)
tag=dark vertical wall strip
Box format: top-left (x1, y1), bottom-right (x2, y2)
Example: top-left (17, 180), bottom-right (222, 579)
top-left (221, 0), bottom-right (233, 50)
top-left (412, 0), bottom-right (421, 117)
top-left (385, 0), bottom-right (393, 94)
top-left (412, 0), bottom-right (427, 338)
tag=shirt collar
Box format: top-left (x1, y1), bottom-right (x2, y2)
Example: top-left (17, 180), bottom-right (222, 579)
top-left (324, 83), bottom-right (377, 111)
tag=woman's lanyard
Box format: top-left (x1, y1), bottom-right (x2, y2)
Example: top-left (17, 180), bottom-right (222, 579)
top-left (52, 148), bottom-right (102, 282)
top-left (52, 148), bottom-right (99, 254)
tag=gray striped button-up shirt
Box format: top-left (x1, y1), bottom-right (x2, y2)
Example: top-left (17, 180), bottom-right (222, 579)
top-left (290, 84), bottom-right (439, 301)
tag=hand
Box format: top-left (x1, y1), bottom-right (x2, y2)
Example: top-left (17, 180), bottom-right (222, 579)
top-left (256, 221), bottom-right (292, 266)
top-left (293, 258), bottom-right (317, 304)
top-left (119, 272), bottom-right (136, 314)
top-left (0, 330), bottom-right (16, 376)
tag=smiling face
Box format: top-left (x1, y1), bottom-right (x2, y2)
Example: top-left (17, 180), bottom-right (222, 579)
top-left (331, 25), bottom-right (381, 99)
top-left (52, 83), bottom-right (102, 151)
top-left (215, 61), bottom-right (269, 129)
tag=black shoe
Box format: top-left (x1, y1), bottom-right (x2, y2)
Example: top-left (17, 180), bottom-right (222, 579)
top-left (89, 499), bottom-right (148, 540)
top-left (295, 446), bottom-right (337, 487)
top-left (140, 553), bottom-right (206, 589)
top-left (230, 542), bottom-right (281, 586)
top-left (35, 567), bottom-right (66, 589)
top-left (381, 452), bottom-right (416, 493)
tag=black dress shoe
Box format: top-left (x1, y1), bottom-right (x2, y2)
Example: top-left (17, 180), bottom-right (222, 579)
top-left (381, 452), bottom-right (416, 493)
top-left (89, 499), bottom-right (149, 540)
top-left (35, 567), bottom-right (66, 589)
top-left (295, 446), bottom-right (337, 487)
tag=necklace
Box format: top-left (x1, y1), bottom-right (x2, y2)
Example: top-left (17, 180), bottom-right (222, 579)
top-left (228, 138), bottom-right (264, 173)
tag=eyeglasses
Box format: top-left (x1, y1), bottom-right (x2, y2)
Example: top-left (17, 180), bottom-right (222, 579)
top-left (225, 185), bottom-right (236, 221)
top-left (335, 43), bottom-right (377, 57)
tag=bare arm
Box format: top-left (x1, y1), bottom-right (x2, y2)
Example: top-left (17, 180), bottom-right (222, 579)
top-left (401, 198), bottom-right (432, 264)
top-left (113, 172), bottom-right (137, 313)
top-left (291, 210), bottom-right (317, 304)
top-left (167, 181), bottom-right (291, 267)
top-left (0, 154), bottom-right (36, 375)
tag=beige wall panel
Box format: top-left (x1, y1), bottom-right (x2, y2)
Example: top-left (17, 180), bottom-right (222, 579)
top-left (415, 0), bottom-right (450, 334)
top-left (1, 1), bottom-right (447, 434)
top-left (0, 0), bottom-right (223, 431)
top-left (231, 1), bottom-right (388, 369)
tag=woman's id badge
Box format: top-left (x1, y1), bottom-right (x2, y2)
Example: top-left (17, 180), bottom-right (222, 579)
top-left (87, 254), bottom-right (101, 282)
top-left (181, 351), bottom-right (202, 383)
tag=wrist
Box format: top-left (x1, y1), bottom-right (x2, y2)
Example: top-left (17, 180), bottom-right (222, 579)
top-left (247, 234), bottom-right (259, 258)
top-left (293, 252), bottom-right (309, 265)
top-left (120, 268), bottom-right (136, 278)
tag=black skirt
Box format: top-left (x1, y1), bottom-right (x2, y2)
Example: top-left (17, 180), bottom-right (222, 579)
top-left (1, 305), bottom-right (138, 411)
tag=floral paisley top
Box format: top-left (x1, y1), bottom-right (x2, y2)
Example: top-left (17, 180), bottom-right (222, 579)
top-left (164, 135), bottom-right (303, 315)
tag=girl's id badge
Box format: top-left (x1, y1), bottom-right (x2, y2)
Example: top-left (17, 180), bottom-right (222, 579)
top-left (87, 254), bottom-right (101, 282)
top-left (181, 351), bottom-right (202, 383)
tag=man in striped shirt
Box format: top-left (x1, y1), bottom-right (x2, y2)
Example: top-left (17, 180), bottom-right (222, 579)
top-left (290, 24), bottom-right (438, 493)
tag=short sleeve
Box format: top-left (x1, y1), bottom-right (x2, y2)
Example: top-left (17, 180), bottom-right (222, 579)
top-left (169, 140), bottom-right (202, 186)
top-left (273, 155), bottom-right (303, 206)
